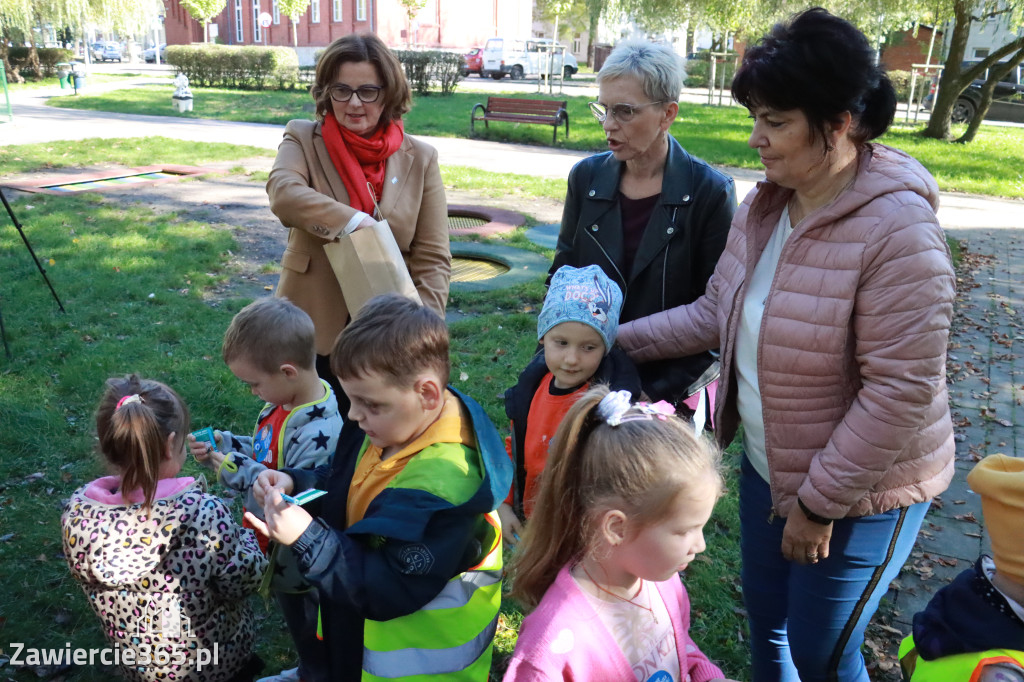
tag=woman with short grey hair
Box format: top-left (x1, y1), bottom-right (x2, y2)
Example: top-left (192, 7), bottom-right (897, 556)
top-left (549, 40), bottom-right (736, 420)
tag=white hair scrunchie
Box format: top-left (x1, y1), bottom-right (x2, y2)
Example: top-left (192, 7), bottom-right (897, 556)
top-left (597, 390), bottom-right (633, 427)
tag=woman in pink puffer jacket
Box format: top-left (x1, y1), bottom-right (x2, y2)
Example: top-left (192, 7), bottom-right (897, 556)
top-left (617, 9), bottom-right (955, 682)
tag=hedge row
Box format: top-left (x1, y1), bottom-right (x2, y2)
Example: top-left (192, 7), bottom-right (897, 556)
top-left (162, 44), bottom-right (462, 95)
top-left (393, 50), bottom-right (463, 95)
top-left (166, 44), bottom-right (299, 89)
top-left (6, 47), bottom-right (75, 78)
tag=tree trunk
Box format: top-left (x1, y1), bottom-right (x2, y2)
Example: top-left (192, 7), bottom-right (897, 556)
top-left (956, 47), bottom-right (1024, 144)
top-left (922, 0), bottom-right (970, 139)
top-left (586, 0), bottom-right (602, 67)
top-left (292, 17), bottom-right (298, 47)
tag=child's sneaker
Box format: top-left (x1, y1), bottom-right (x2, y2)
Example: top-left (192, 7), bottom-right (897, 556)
top-left (256, 667), bottom-right (301, 682)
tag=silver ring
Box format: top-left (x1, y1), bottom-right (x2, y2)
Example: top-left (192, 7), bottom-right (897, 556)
top-left (806, 552), bottom-right (818, 561)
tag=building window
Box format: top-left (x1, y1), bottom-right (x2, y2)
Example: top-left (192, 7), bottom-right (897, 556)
top-left (333, 0), bottom-right (342, 21)
top-left (573, 37), bottom-right (581, 53)
top-left (253, 0), bottom-right (262, 41)
top-left (311, 0), bottom-right (320, 23)
top-left (974, 48), bottom-right (990, 58)
top-left (234, 0), bottom-right (243, 41)
top-left (235, 0), bottom-right (244, 42)
top-left (356, 0), bottom-right (366, 21)
top-left (272, 0), bottom-right (280, 23)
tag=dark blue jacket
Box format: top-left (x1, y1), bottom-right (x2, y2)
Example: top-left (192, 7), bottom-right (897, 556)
top-left (283, 387), bottom-right (513, 679)
top-left (912, 556), bottom-right (1024, 659)
top-left (550, 135), bottom-right (735, 403)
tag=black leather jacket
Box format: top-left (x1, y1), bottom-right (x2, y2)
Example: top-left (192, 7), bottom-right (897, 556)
top-left (550, 135), bottom-right (736, 403)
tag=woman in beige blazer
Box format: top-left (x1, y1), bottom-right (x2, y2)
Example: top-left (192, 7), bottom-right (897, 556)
top-left (267, 33), bottom-right (450, 391)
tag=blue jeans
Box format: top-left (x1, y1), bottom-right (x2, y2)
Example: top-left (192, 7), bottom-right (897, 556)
top-left (739, 455), bottom-right (928, 682)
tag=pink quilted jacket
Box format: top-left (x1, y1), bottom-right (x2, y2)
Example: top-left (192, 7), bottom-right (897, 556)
top-left (618, 144), bottom-right (956, 520)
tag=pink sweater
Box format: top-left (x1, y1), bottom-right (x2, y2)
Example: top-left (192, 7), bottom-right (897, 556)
top-left (504, 563), bottom-right (724, 681)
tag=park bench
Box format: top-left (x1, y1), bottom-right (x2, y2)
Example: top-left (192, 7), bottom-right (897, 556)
top-left (470, 97), bottom-right (569, 144)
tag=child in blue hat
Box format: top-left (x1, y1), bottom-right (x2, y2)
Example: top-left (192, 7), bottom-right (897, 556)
top-left (499, 264), bottom-right (641, 544)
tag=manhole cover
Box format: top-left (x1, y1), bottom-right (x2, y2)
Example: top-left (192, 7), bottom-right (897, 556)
top-left (448, 214), bottom-right (489, 230)
top-left (451, 256), bottom-right (510, 282)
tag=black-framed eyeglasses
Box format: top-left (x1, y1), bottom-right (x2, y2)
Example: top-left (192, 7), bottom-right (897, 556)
top-left (329, 84), bottom-right (383, 103)
top-left (589, 100), bottom-right (667, 123)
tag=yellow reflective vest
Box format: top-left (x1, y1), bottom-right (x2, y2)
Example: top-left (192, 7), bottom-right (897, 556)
top-left (360, 511), bottom-right (503, 681)
top-left (900, 634), bottom-right (1024, 681)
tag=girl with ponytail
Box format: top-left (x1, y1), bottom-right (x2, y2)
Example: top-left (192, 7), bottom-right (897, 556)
top-left (505, 385), bottom-right (736, 681)
top-left (61, 374), bottom-right (267, 681)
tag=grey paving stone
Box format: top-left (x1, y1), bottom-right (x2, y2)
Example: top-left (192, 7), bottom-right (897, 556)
top-left (913, 514), bottom-right (984, 561)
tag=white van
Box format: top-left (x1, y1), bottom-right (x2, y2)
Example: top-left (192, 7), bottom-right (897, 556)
top-left (482, 37), bottom-right (579, 80)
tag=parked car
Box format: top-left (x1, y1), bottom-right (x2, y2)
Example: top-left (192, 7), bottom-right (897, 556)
top-left (100, 42), bottom-right (122, 62)
top-left (143, 43), bottom-right (166, 63)
top-left (534, 39), bottom-right (579, 79)
top-left (481, 37), bottom-right (579, 80)
top-left (462, 47), bottom-right (482, 76)
top-left (89, 42), bottom-right (104, 61)
top-left (924, 60), bottom-right (1024, 125)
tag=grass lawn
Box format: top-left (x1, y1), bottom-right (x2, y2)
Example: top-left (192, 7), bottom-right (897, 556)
top-left (0, 137), bottom-right (272, 177)
top-left (45, 84), bottom-right (1024, 199)
top-left (2, 71), bottom-right (169, 93)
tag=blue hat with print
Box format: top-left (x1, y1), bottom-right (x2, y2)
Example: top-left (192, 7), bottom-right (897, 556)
top-left (538, 265), bottom-right (623, 353)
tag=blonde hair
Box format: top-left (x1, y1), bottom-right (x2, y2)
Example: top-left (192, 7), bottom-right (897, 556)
top-left (95, 374), bottom-right (190, 515)
top-left (222, 297), bottom-right (316, 373)
top-left (508, 385), bottom-right (722, 611)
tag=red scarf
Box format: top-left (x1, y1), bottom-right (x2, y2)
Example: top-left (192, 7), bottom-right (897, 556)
top-left (321, 113), bottom-right (404, 215)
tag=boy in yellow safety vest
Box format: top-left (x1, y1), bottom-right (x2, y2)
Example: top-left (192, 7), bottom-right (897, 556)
top-left (900, 454), bottom-right (1024, 681)
top-left (245, 294), bottom-right (512, 681)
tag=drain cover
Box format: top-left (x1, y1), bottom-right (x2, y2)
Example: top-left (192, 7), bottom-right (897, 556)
top-left (451, 256), bottom-right (510, 282)
top-left (448, 215), bottom-right (489, 230)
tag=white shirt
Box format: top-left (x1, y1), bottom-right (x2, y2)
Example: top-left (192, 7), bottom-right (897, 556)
top-left (735, 205), bottom-right (794, 482)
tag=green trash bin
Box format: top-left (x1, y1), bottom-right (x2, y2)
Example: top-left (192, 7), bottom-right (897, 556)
top-left (57, 62), bottom-right (71, 89)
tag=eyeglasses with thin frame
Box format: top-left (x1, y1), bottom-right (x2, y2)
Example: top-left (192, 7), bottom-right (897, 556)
top-left (329, 84), bottom-right (383, 104)
top-left (589, 100), bottom-right (668, 123)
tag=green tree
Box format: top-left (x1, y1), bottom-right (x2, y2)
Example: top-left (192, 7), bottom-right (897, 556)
top-left (181, 0), bottom-right (227, 43)
top-left (399, 0), bottom-right (427, 47)
top-left (922, 0), bottom-right (1024, 141)
top-left (0, 0), bottom-right (32, 81)
top-left (277, 0), bottom-right (310, 47)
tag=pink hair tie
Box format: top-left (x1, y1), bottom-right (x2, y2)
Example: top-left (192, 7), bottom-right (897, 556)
top-left (116, 394), bottom-right (142, 410)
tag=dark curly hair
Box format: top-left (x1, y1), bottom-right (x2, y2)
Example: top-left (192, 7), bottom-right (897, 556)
top-left (732, 7), bottom-right (896, 147)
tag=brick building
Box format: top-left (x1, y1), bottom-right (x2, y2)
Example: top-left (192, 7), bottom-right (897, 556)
top-left (162, 0), bottom-right (531, 62)
top-left (880, 25), bottom-right (943, 72)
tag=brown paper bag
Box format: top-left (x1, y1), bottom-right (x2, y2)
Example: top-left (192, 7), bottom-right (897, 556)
top-left (322, 219), bottom-right (422, 316)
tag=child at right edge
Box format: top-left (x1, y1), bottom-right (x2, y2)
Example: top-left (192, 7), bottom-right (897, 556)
top-left (899, 453), bottom-right (1024, 681)
top-left (245, 294), bottom-right (513, 681)
top-left (504, 386), bottom-right (739, 681)
top-left (499, 264), bottom-right (640, 544)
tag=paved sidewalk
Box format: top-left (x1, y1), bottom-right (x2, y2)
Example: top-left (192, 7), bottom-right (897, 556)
top-left (2, 85), bottom-right (1022, 232)
top-left (879, 227), bottom-right (1024, 641)
top-left (2, 83), bottom-right (1024, 667)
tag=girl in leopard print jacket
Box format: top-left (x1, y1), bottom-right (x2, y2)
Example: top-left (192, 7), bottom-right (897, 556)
top-left (61, 375), bottom-right (268, 681)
